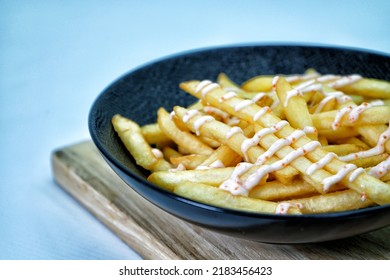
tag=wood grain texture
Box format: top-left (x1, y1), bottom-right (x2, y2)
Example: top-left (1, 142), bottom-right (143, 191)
top-left (51, 140), bottom-right (390, 260)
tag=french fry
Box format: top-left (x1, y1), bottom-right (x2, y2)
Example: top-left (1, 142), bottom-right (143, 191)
top-left (112, 114), bottom-right (172, 171)
top-left (141, 123), bottom-right (173, 146)
top-left (198, 144), bottom-right (242, 168)
top-left (198, 136), bottom-right (221, 148)
top-left (275, 77), bottom-right (318, 140)
top-left (311, 106), bottom-right (390, 130)
top-left (148, 168), bottom-right (235, 190)
top-left (169, 154), bottom-right (208, 170)
top-left (318, 135), bottom-right (328, 146)
top-left (157, 107), bottom-right (214, 156)
top-left (317, 127), bottom-right (359, 140)
top-left (288, 189), bottom-right (375, 214)
top-left (249, 179), bottom-right (319, 201)
top-left (322, 144), bottom-right (362, 156)
top-left (162, 146), bottom-right (182, 161)
top-left (335, 78), bottom-right (390, 99)
top-left (241, 75), bottom-right (274, 92)
top-left (174, 182), bottom-right (302, 214)
top-left (349, 153), bottom-right (389, 168)
top-left (333, 136), bottom-right (370, 150)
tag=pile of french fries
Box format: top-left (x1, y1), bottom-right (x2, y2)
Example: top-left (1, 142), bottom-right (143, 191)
top-left (112, 69), bottom-right (390, 215)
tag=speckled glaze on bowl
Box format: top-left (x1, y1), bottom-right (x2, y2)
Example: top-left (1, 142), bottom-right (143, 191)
top-left (89, 44), bottom-right (390, 243)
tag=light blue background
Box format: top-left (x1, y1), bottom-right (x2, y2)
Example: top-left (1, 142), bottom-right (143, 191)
top-left (1, 0), bottom-right (389, 259)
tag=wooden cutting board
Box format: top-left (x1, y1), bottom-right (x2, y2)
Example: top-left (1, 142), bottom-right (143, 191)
top-left (51, 140), bottom-right (390, 260)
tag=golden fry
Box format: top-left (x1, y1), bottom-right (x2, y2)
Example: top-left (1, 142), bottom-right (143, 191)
top-left (275, 77), bottom-right (317, 140)
top-left (174, 182), bottom-right (302, 214)
top-left (141, 123), bottom-right (173, 146)
top-left (157, 107), bottom-right (214, 156)
top-left (148, 168), bottom-right (235, 190)
top-left (112, 114), bottom-right (171, 171)
top-left (288, 189), bottom-right (375, 214)
top-left (337, 78), bottom-right (390, 99)
top-left (311, 106), bottom-right (390, 130)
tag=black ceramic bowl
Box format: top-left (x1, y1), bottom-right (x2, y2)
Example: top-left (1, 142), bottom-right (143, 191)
top-left (89, 44), bottom-right (390, 244)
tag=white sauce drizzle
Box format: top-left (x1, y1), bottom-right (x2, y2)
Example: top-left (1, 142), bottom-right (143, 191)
top-left (226, 126), bottom-right (243, 139)
top-left (275, 202), bottom-right (303, 214)
top-left (195, 80), bottom-right (212, 93)
top-left (251, 92), bottom-right (267, 103)
top-left (240, 122), bottom-right (291, 162)
top-left (203, 106), bottom-right (229, 121)
top-left (151, 148), bottom-right (163, 159)
top-left (306, 152), bottom-right (338, 175)
top-left (234, 100), bottom-right (254, 112)
top-left (242, 141), bottom-right (321, 191)
top-left (219, 91), bottom-right (237, 102)
top-left (271, 76), bottom-right (280, 89)
top-left (369, 156), bottom-right (390, 178)
top-left (284, 80), bottom-right (322, 107)
top-left (257, 120), bottom-right (289, 138)
top-left (169, 111), bottom-right (176, 120)
top-left (314, 95), bottom-right (334, 113)
top-left (201, 83), bottom-right (220, 98)
top-left (284, 89), bottom-right (301, 107)
top-left (253, 106), bottom-right (271, 121)
top-left (316, 74), bottom-right (340, 83)
top-left (193, 116), bottom-right (215, 136)
top-left (169, 163), bottom-right (186, 172)
top-left (327, 74), bottom-right (362, 88)
top-left (322, 164), bottom-right (357, 192)
top-left (219, 162), bottom-right (253, 195)
top-left (314, 91), bottom-right (351, 113)
top-left (282, 74), bottom-right (361, 108)
top-left (209, 160), bottom-right (225, 168)
top-left (339, 127), bottom-right (390, 162)
top-left (196, 160), bottom-right (225, 170)
top-left (285, 73), bottom-right (320, 83)
top-left (294, 79), bottom-right (316, 90)
top-left (370, 100), bottom-right (385, 106)
top-left (331, 100), bottom-right (383, 129)
top-left (255, 130), bottom-right (306, 165)
top-left (303, 126), bottom-right (317, 135)
top-left (332, 105), bottom-right (354, 130)
top-left (241, 135), bottom-right (263, 162)
top-left (226, 116), bottom-right (240, 126)
top-left (182, 109), bottom-right (199, 123)
top-left (349, 167), bottom-right (365, 182)
top-left (348, 102), bottom-right (372, 122)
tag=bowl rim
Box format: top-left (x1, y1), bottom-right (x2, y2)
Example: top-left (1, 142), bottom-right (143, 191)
top-left (89, 42), bottom-right (390, 221)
